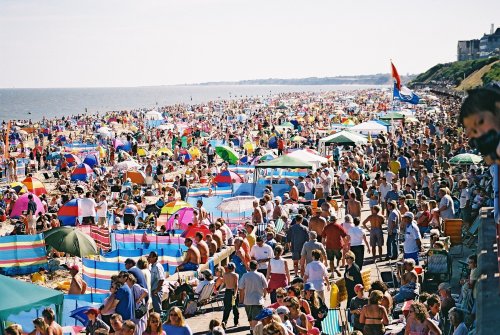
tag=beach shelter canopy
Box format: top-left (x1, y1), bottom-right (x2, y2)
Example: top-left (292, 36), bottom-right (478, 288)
top-left (21, 177), bottom-right (47, 196)
top-left (287, 150), bottom-right (328, 170)
top-left (145, 110), bottom-right (163, 120)
top-left (114, 160), bottom-right (141, 171)
top-left (379, 112), bottom-right (405, 120)
top-left (11, 193), bottom-right (45, 218)
top-left (215, 145), bottom-right (239, 164)
top-left (166, 207), bottom-right (194, 230)
top-left (449, 153), bottom-right (483, 165)
top-left (160, 200), bottom-right (192, 216)
top-left (349, 121), bottom-right (388, 135)
top-left (256, 154), bottom-right (313, 169)
top-left (0, 274), bottom-right (64, 331)
top-left (156, 147), bottom-right (173, 157)
top-left (57, 199), bottom-right (82, 226)
top-left (70, 163), bottom-right (93, 182)
top-left (319, 130), bottom-right (368, 146)
top-left (83, 153), bottom-right (99, 168)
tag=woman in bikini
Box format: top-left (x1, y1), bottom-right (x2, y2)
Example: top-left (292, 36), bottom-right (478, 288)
top-left (359, 290), bottom-right (389, 335)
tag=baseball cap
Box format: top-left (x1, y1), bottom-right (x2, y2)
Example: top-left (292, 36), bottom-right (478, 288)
top-left (69, 265), bottom-right (79, 272)
top-left (354, 284), bottom-right (364, 292)
top-left (276, 306), bottom-right (290, 315)
top-left (307, 327), bottom-right (321, 335)
top-left (254, 308), bottom-right (274, 321)
top-left (403, 212), bottom-right (414, 220)
top-left (304, 282), bottom-right (316, 291)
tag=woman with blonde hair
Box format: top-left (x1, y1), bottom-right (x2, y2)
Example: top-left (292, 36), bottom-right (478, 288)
top-left (284, 297), bottom-right (310, 334)
top-left (5, 324), bottom-right (23, 335)
top-left (32, 318), bottom-right (49, 335)
top-left (164, 307), bottom-right (193, 335)
top-left (404, 302), bottom-right (442, 335)
top-left (143, 313), bottom-right (165, 335)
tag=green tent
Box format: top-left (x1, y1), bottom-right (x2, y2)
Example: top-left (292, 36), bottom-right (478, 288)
top-left (257, 154), bottom-right (313, 169)
top-left (319, 130), bottom-right (368, 146)
top-left (0, 274), bottom-right (64, 332)
top-left (379, 112), bottom-right (405, 120)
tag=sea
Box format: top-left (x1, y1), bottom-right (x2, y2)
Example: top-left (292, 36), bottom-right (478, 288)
top-left (0, 84), bottom-right (383, 122)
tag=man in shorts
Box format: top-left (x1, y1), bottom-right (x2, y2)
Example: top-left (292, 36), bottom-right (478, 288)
top-left (362, 205), bottom-right (385, 262)
top-left (321, 215), bottom-right (347, 277)
top-left (286, 214), bottom-right (309, 276)
top-left (239, 261), bottom-right (267, 333)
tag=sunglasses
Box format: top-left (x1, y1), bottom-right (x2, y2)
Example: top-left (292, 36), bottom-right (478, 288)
top-left (276, 295), bottom-right (284, 298)
top-left (169, 314), bottom-right (178, 317)
top-left (150, 320), bottom-right (159, 323)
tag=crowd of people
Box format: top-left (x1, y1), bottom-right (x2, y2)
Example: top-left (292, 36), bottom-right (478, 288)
top-left (0, 86), bottom-right (499, 335)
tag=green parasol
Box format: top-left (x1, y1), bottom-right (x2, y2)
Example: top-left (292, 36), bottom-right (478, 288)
top-left (449, 153), bottom-right (483, 165)
top-left (215, 145), bottom-right (239, 164)
top-left (44, 227), bottom-right (98, 258)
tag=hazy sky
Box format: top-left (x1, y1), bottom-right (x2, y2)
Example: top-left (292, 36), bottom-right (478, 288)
top-left (0, 0), bottom-right (498, 88)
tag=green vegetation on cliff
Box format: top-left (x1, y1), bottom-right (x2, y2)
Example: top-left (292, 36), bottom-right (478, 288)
top-left (411, 57), bottom-right (499, 88)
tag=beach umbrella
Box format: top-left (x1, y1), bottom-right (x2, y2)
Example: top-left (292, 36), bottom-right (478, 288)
top-left (44, 227), bottom-right (98, 258)
top-left (291, 136), bottom-right (307, 142)
top-left (276, 105), bottom-right (288, 110)
top-left (188, 147), bottom-right (201, 159)
top-left (70, 306), bottom-right (92, 325)
top-left (259, 153), bottom-right (276, 162)
top-left (137, 147), bottom-right (149, 157)
top-left (181, 224), bottom-right (211, 239)
top-left (63, 153), bottom-right (81, 167)
top-left (216, 196), bottom-right (258, 213)
top-left (9, 182), bottom-right (27, 194)
top-left (47, 152), bottom-right (62, 160)
top-left (215, 145), bottom-right (239, 164)
top-left (21, 177), bottom-right (47, 196)
top-left (239, 155), bottom-right (252, 164)
top-left (10, 193), bottom-right (46, 218)
top-left (114, 160), bottom-right (141, 171)
top-left (342, 119), bottom-right (355, 126)
top-left (179, 149), bottom-right (192, 162)
top-left (125, 170), bottom-right (146, 185)
top-left (200, 131), bottom-right (210, 138)
top-left (70, 163), bottom-right (93, 182)
top-left (213, 170), bottom-right (244, 187)
top-left (156, 147), bottom-right (173, 157)
top-left (280, 122), bottom-right (295, 129)
top-left (57, 199), bottom-right (82, 226)
top-left (83, 153), bottom-right (99, 168)
top-left (160, 200), bottom-right (192, 215)
top-left (449, 153), bottom-right (483, 165)
top-left (164, 207), bottom-right (195, 230)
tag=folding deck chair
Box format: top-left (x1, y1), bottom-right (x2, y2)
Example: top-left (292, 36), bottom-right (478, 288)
top-left (423, 249), bottom-right (452, 290)
top-left (321, 308), bottom-right (351, 335)
top-left (462, 214), bottom-right (480, 247)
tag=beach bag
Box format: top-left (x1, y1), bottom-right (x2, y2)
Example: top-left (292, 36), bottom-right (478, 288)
top-left (135, 303), bottom-right (148, 319)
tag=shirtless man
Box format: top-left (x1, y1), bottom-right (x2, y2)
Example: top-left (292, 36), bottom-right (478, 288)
top-left (252, 200), bottom-right (263, 225)
top-left (205, 234), bottom-right (218, 256)
top-left (221, 263), bottom-right (240, 328)
top-left (194, 231), bottom-right (209, 264)
top-left (361, 205), bottom-right (386, 261)
top-left (68, 265), bottom-right (86, 294)
top-left (209, 223), bottom-right (223, 251)
top-left (347, 193), bottom-right (362, 219)
top-left (42, 308), bottom-right (63, 335)
top-left (196, 199), bottom-right (209, 223)
top-left (309, 208), bottom-right (327, 243)
top-left (177, 237), bottom-right (201, 271)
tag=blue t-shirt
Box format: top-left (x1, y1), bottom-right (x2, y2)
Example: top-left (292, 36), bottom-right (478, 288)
top-left (398, 156), bottom-right (408, 169)
top-left (115, 285), bottom-right (134, 320)
top-left (128, 266), bottom-right (147, 289)
top-left (163, 324), bottom-right (193, 335)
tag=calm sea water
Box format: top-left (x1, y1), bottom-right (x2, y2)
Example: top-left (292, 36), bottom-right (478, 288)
top-left (0, 85), bottom-right (381, 121)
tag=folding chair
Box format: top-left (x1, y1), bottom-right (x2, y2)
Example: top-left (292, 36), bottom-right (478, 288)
top-left (443, 219), bottom-right (463, 257)
top-left (462, 214), bottom-right (480, 247)
top-left (321, 308), bottom-right (351, 335)
top-left (192, 282), bottom-right (217, 313)
top-left (423, 249), bottom-right (452, 290)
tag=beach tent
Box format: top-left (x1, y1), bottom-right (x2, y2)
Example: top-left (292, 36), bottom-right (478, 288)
top-left (349, 121), bottom-right (388, 135)
top-left (256, 154), bottom-right (313, 169)
top-left (10, 193), bottom-right (45, 218)
top-left (62, 153), bottom-right (81, 167)
top-left (70, 163), bottom-right (93, 182)
top-left (287, 150), bottom-right (328, 170)
top-left (0, 274), bottom-right (64, 333)
top-left (165, 207), bottom-right (195, 230)
top-left (57, 199), bottom-right (82, 226)
top-left (83, 153), bottom-right (99, 168)
top-left (318, 131), bottom-right (367, 155)
top-left (213, 170), bottom-right (244, 187)
top-left (145, 110), bottom-right (163, 120)
top-left (9, 181), bottom-right (27, 194)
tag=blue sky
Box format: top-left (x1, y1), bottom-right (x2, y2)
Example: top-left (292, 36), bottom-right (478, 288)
top-left (0, 0), bottom-right (498, 88)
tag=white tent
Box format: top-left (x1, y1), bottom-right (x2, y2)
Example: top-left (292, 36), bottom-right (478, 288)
top-left (145, 110), bottom-right (163, 120)
top-left (287, 150), bottom-right (328, 170)
top-left (349, 121), bottom-right (388, 135)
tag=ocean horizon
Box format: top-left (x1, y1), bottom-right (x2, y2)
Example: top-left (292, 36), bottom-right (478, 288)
top-left (0, 84), bottom-right (384, 122)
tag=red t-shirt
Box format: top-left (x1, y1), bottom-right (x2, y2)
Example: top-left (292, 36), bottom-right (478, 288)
top-left (418, 210), bottom-right (431, 227)
top-left (322, 223), bottom-right (347, 250)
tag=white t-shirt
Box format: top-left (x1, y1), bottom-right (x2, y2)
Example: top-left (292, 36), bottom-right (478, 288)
top-left (264, 201), bottom-right (274, 220)
top-left (403, 222), bottom-right (421, 254)
top-left (96, 200), bottom-right (108, 218)
top-left (305, 260), bottom-right (328, 291)
top-left (250, 244), bottom-right (274, 269)
top-left (379, 183), bottom-right (392, 200)
top-left (348, 225), bottom-right (366, 246)
top-left (80, 197), bottom-right (97, 217)
top-left (459, 188), bottom-right (470, 209)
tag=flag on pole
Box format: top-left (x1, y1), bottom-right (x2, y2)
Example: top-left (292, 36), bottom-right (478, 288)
top-left (391, 61), bottom-right (401, 90)
top-left (393, 84), bottom-right (420, 105)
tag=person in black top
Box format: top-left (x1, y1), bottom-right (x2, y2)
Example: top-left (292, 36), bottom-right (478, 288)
top-left (344, 250), bottom-right (363, 304)
top-left (349, 284), bottom-right (369, 331)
